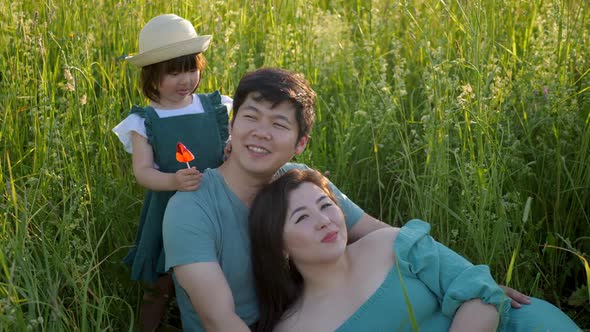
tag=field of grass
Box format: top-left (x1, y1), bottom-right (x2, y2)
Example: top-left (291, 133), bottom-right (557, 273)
top-left (1, 0), bottom-right (589, 330)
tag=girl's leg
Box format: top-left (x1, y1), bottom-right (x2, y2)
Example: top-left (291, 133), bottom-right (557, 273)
top-left (140, 274), bottom-right (174, 332)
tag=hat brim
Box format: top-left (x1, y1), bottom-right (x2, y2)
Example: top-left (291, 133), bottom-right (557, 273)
top-left (126, 35), bottom-right (212, 67)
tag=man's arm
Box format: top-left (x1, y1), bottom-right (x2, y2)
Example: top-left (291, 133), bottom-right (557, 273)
top-left (347, 213), bottom-right (391, 243)
top-left (174, 262), bottom-right (250, 332)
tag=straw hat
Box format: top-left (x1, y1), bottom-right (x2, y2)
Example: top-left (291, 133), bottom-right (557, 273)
top-left (126, 14), bottom-right (212, 67)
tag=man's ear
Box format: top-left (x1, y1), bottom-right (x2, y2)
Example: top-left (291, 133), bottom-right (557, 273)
top-left (294, 134), bottom-right (309, 155)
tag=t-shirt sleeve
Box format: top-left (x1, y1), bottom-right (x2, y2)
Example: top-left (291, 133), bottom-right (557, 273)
top-left (278, 163), bottom-right (365, 229)
top-left (111, 113), bottom-right (147, 153)
top-left (163, 191), bottom-right (218, 272)
top-left (394, 219), bottom-right (511, 321)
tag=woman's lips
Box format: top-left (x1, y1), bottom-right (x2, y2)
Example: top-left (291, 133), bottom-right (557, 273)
top-left (321, 231), bottom-right (338, 243)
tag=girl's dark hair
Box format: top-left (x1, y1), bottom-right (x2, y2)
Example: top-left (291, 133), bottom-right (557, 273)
top-left (248, 169), bottom-right (338, 332)
top-left (140, 53), bottom-right (206, 102)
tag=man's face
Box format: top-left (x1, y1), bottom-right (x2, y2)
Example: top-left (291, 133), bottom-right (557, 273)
top-left (229, 93), bottom-right (308, 177)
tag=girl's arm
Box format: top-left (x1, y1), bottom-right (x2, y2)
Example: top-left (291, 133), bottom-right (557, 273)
top-left (449, 299), bottom-right (499, 332)
top-left (131, 132), bottom-right (201, 191)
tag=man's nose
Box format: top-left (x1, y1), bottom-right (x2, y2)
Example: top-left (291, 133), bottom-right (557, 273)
top-left (252, 124), bottom-right (272, 140)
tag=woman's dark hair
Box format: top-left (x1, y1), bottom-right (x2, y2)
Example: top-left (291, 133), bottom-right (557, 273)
top-left (232, 68), bottom-right (316, 143)
top-left (249, 169), bottom-right (338, 332)
top-left (140, 52), bottom-right (206, 102)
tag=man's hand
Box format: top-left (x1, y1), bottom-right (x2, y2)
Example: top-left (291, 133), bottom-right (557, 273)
top-left (499, 285), bottom-right (531, 308)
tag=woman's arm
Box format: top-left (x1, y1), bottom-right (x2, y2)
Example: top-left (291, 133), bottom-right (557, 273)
top-left (449, 299), bottom-right (499, 332)
top-left (131, 132), bottom-right (201, 191)
top-left (395, 220), bottom-right (511, 323)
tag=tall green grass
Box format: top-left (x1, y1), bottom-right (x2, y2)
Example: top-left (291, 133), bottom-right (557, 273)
top-left (1, 0), bottom-right (588, 330)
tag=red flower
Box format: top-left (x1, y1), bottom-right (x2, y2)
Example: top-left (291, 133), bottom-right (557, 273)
top-left (176, 142), bottom-right (195, 163)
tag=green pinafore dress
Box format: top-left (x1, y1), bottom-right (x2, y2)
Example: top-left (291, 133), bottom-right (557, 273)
top-left (123, 91), bottom-right (229, 283)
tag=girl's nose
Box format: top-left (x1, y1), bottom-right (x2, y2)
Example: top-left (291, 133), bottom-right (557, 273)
top-left (181, 72), bottom-right (191, 83)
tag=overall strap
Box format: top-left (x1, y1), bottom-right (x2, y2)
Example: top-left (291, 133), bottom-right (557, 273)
top-left (143, 105), bottom-right (160, 120)
top-left (197, 91), bottom-right (229, 146)
top-left (198, 91), bottom-right (223, 114)
top-left (129, 105), bottom-right (160, 120)
top-left (129, 105), bottom-right (159, 148)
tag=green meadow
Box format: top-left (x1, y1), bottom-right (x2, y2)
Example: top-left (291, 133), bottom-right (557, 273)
top-left (1, 0), bottom-right (589, 330)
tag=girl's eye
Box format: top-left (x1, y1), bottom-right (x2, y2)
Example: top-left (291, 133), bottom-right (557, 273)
top-left (274, 123), bottom-right (288, 129)
top-left (295, 214), bottom-right (308, 224)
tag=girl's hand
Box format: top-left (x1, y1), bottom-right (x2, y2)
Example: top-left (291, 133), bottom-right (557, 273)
top-left (175, 167), bottom-right (202, 191)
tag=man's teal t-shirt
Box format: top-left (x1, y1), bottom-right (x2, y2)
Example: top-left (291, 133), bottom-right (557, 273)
top-left (162, 163), bottom-right (364, 331)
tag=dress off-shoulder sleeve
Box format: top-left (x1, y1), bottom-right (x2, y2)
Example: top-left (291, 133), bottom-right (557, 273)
top-left (394, 219), bottom-right (511, 327)
top-left (111, 113), bottom-right (147, 153)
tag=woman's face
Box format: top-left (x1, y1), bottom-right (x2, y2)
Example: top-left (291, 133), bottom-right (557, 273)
top-left (283, 182), bottom-right (347, 266)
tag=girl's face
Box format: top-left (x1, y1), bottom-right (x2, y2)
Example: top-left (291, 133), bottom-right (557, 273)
top-left (157, 69), bottom-right (200, 109)
top-left (283, 182), bottom-right (347, 266)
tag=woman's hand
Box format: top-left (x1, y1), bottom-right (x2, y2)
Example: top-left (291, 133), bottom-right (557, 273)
top-left (175, 167), bottom-right (202, 191)
top-left (499, 285), bottom-right (531, 308)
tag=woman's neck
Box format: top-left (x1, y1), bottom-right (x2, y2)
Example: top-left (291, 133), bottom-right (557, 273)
top-left (298, 251), bottom-right (353, 300)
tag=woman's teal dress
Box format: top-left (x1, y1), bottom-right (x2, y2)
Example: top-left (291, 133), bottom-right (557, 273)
top-left (336, 220), bottom-right (581, 332)
top-left (122, 92), bottom-right (228, 283)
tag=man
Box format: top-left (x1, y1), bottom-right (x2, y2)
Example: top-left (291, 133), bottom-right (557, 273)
top-left (162, 68), bottom-right (528, 331)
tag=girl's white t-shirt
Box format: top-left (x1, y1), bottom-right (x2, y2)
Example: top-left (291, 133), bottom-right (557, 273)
top-left (112, 94), bottom-right (232, 154)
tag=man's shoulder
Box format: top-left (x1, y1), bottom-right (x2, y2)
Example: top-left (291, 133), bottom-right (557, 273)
top-left (172, 167), bottom-right (219, 197)
top-left (166, 169), bottom-right (223, 217)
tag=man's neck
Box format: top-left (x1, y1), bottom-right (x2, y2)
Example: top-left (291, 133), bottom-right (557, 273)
top-left (217, 160), bottom-right (276, 207)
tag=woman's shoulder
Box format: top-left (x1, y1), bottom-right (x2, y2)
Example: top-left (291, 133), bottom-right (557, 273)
top-left (348, 227), bottom-right (400, 266)
top-left (353, 227), bottom-right (400, 250)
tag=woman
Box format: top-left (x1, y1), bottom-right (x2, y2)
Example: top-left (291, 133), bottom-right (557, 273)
top-left (249, 169), bottom-right (581, 331)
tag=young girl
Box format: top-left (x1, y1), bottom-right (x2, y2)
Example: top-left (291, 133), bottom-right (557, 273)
top-left (112, 14), bottom-right (231, 331)
top-left (249, 169), bottom-right (582, 332)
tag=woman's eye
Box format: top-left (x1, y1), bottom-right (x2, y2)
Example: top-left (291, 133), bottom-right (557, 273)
top-left (295, 215), bottom-right (308, 224)
top-left (320, 203), bottom-right (333, 209)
